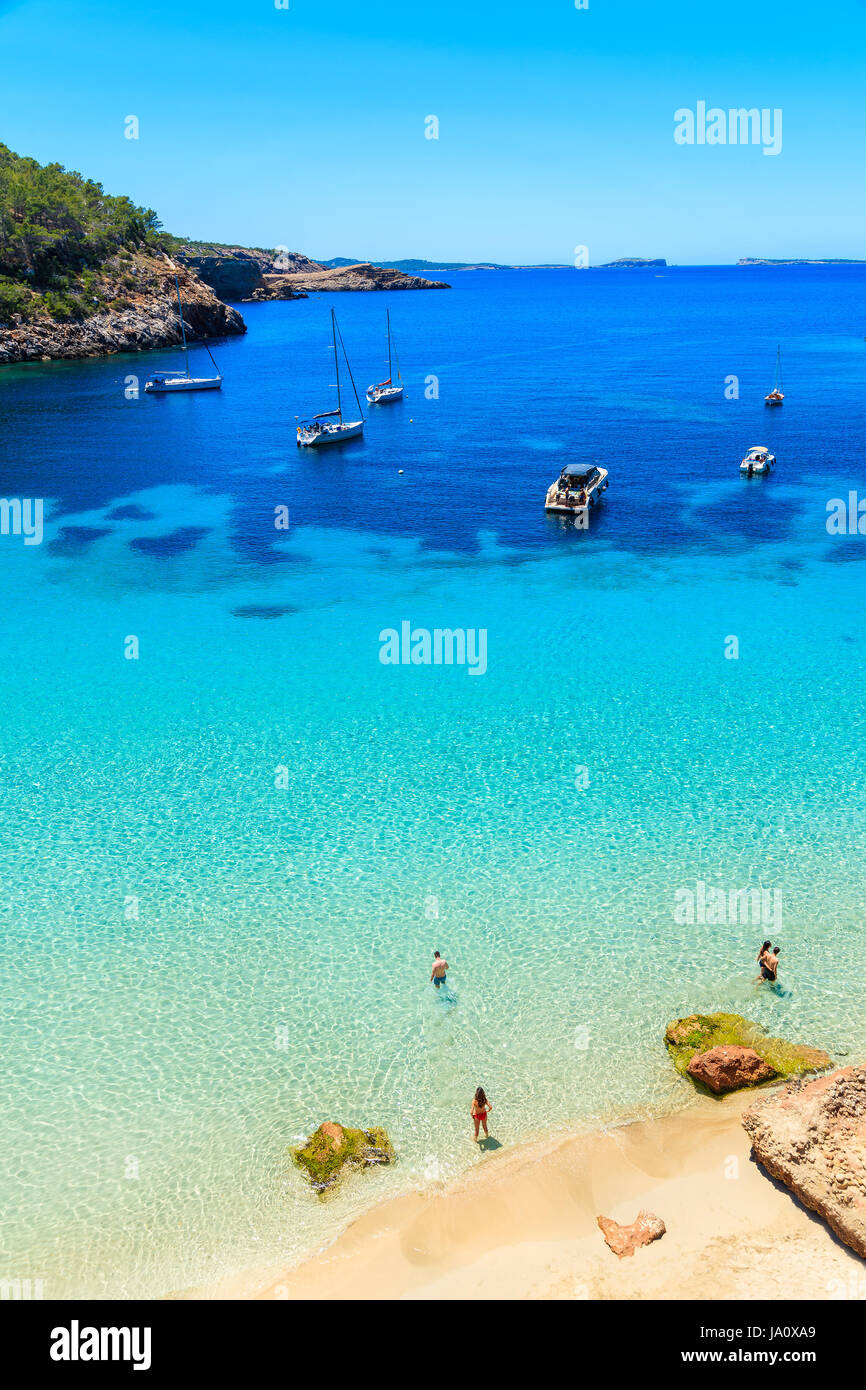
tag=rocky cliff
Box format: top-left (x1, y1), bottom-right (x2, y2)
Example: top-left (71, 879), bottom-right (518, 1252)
top-left (173, 242), bottom-right (320, 300)
top-left (0, 252), bottom-right (246, 365)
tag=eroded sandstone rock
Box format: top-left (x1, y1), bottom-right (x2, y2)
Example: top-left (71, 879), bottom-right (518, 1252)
top-left (743, 1065), bottom-right (866, 1258)
top-left (597, 1210), bottom-right (666, 1258)
top-left (687, 1045), bottom-right (778, 1094)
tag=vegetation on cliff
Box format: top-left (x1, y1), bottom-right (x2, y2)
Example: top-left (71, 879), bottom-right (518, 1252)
top-left (0, 142), bottom-right (174, 325)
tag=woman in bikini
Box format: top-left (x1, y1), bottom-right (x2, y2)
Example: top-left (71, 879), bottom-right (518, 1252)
top-left (471, 1087), bottom-right (492, 1142)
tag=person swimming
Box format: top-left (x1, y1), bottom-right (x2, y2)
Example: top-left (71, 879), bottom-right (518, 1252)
top-left (430, 950), bottom-right (449, 989)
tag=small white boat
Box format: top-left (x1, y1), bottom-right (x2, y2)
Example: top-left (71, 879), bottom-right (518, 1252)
top-left (740, 445), bottom-right (776, 475)
top-left (144, 373), bottom-right (222, 393)
top-left (764, 345), bottom-right (784, 406)
top-left (298, 309), bottom-right (365, 447)
top-left (544, 464), bottom-right (609, 514)
top-left (366, 309), bottom-right (403, 403)
top-left (145, 274), bottom-right (222, 393)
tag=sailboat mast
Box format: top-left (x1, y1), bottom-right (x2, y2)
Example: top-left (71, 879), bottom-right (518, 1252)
top-left (175, 275), bottom-right (190, 378)
top-left (387, 309), bottom-right (392, 382)
top-left (332, 309), bottom-right (342, 417)
top-left (777, 345), bottom-right (782, 391)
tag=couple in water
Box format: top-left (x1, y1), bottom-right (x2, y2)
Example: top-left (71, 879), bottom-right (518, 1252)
top-left (429, 953), bottom-right (494, 1143)
top-left (757, 940), bottom-right (781, 984)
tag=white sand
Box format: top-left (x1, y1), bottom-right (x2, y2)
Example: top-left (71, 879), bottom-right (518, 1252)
top-left (182, 1090), bottom-right (864, 1300)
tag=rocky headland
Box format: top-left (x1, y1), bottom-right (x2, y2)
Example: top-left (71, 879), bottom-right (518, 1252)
top-left (259, 261), bottom-right (450, 296)
top-left (174, 245), bottom-right (449, 301)
top-left (0, 251), bottom-right (246, 365)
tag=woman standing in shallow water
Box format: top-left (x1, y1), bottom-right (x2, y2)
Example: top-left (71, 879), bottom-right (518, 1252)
top-left (471, 1087), bottom-right (492, 1142)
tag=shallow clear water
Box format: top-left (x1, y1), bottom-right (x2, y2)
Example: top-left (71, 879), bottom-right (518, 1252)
top-left (1, 266), bottom-right (866, 1297)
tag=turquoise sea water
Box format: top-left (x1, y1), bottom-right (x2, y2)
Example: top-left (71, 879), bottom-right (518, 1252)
top-left (1, 266), bottom-right (866, 1297)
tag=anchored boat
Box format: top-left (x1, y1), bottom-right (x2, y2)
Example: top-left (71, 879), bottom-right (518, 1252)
top-left (298, 309), bottom-right (365, 446)
top-left (366, 309), bottom-right (403, 403)
top-left (740, 445), bottom-right (776, 476)
top-left (144, 275), bottom-right (222, 393)
top-left (764, 345), bottom-right (784, 406)
top-left (544, 464), bottom-right (609, 514)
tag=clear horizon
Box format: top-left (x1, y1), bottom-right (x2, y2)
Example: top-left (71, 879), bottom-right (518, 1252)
top-left (1, 0), bottom-right (864, 264)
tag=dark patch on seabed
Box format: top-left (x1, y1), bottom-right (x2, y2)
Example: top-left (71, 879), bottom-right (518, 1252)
top-left (46, 525), bottom-right (112, 556)
top-left (231, 603), bottom-right (299, 620)
top-left (106, 504), bottom-right (157, 521)
top-left (822, 541), bottom-right (866, 565)
top-left (128, 526), bottom-right (212, 556)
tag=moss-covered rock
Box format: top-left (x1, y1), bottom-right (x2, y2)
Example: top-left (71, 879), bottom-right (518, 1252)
top-left (291, 1122), bottom-right (395, 1193)
top-left (664, 1013), bottom-right (831, 1092)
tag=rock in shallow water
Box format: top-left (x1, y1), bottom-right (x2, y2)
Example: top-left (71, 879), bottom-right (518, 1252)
top-left (291, 1122), bottom-right (395, 1193)
top-left (743, 1065), bottom-right (866, 1258)
top-left (665, 1013), bottom-right (831, 1093)
top-left (597, 1210), bottom-right (666, 1258)
top-left (687, 1045), bottom-right (778, 1094)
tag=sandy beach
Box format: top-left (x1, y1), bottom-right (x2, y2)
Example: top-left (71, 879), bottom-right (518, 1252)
top-left (184, 1090), bottom-right (864, 1301)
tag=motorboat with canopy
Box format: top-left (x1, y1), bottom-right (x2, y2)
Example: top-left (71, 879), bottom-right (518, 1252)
top-left (544, 463), bottom-right (609, 514)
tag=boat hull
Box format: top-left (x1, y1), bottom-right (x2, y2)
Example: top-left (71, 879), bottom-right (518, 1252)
top-left (297, 421), bottom-right (364, 447)
top-left (367, 386), bottom-right (403, 404)
top-left (145, 377), bottom-right (222, 393)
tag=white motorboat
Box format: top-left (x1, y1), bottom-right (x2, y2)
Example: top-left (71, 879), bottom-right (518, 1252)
top-left (298, 309), bottom-right (365, 447)
top-left (366, 309), bottom-right (404, 403)
top-left (544, 464), bottom-right (609, 514)
top-left (145, 274), bottom-right (222, 393)
top-left (740, 445), bottom-right (776, 475)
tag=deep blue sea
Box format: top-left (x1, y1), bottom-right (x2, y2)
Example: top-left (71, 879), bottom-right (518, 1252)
top-left (1, 266), bottom-right (865, 1297)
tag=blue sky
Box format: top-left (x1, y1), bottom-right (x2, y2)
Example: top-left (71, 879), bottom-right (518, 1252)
top-left (1, 0), bottom-right (864, 263)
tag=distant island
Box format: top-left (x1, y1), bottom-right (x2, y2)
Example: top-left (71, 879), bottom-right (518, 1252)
top-left (596, 258), bottom-right (666, 268)
top-left (738, 258), bottom-right (866, 266)
top-left (316, 256), bottom-right (667, 272)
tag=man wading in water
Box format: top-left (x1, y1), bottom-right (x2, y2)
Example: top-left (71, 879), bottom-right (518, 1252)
top-left (430, 950), bottom-right (449, 989)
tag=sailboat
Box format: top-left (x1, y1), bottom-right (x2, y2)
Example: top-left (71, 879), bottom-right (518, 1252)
top-left (144, 275), bottom-right (223, 393)
top-left (764, 345), bottom-right (784, 406)
top-left (297, 310), bottom-right (365, 446)
top-left (366, 310), bottom-right (404, 403)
